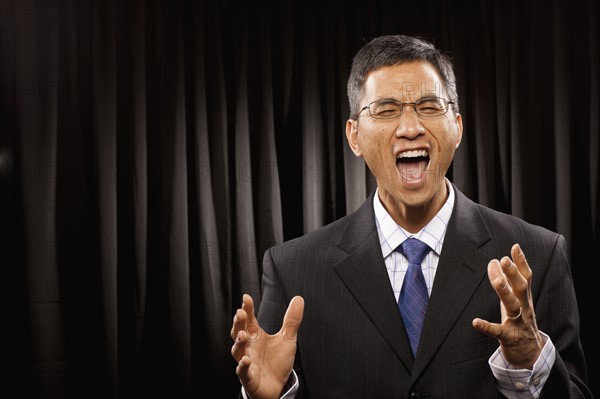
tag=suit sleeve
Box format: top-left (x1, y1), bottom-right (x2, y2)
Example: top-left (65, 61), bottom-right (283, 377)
top-left (535, 234), bottom-right (592, 398)
top-left (256, 246), bottom-right (308, 398)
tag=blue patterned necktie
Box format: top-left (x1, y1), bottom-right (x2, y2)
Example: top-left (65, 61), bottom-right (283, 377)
top-left (397, 238), bottom-right (431, 357)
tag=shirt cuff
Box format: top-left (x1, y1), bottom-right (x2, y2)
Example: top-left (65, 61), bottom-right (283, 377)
top-left (240, 370), bottom-right (299, 399)
top-left (489, 331), bottom-right (555, 399)
top-left (280, 369), bottom-right (299, 398)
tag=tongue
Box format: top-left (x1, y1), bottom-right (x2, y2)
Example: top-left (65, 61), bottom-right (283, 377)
top-left (398, 159), bottom-right (428, 181)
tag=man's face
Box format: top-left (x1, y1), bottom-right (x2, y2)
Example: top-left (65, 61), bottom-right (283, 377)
top-left (346, 61), bottom-right (463, 217)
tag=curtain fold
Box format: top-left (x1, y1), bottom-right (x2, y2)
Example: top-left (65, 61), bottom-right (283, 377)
top-left (1, 0), bottom-right (598, 398)
top-left (91, 0), bottom-right (118, 394)
top-left (14, 3), bottom-right (63, 397)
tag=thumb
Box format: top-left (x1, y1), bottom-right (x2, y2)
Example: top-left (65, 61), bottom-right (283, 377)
top-left (472, 318), bottom-right (502, 340)
top-left (280, 296), bottom-right (304, 342)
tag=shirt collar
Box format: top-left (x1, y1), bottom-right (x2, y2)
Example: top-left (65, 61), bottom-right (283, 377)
top-left (374, 179), bottom-right (455, 259)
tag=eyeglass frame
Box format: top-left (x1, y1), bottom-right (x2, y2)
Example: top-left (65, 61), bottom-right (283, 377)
top-left (354, 97), bottom-right (455, 120)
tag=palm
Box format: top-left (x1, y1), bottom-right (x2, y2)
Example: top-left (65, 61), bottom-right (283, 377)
top-left (243, 326), bottom-right (298, 398)
top-left (231, 295), bottom-right (304, 399)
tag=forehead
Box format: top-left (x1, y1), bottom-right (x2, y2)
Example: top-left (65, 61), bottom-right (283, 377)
top-left (362, 61), bottom-right (445, 101)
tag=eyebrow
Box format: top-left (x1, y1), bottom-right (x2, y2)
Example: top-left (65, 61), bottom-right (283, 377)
top-left (374, 96), bottom-right (440, 104)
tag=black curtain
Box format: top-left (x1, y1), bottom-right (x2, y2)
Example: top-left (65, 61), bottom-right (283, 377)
top-left (1, 0), bottom-right (598, 398)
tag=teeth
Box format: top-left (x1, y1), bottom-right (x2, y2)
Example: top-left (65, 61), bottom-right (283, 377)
top-left (397, 149), bottom-right (428, 159)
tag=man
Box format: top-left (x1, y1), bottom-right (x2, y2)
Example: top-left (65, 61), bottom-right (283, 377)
top-left (230, 35), bottom-right (592, 398)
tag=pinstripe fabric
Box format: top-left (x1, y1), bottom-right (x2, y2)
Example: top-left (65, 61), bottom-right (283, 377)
top-left (253, 185), bottom-right (591, 398)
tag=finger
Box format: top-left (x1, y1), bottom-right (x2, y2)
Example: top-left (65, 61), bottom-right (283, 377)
top-left (280, 296), bottom-right (305, 341)
top-left (511, 243), bottom-right (532, 283)
top-left (231, 330), bottom-right (249, 362)
top-left (472, 318), bottom-right (502, 339)
top-left (230, 307), bottom-right (248, 341)
top-left (242, 294), bottom-right (257, 324)
top-left (499, 255), bottom-right (528, 302)
top-left (487, 260), bottom-right (520, 318)
top-left (235, 354), bottom-right (253, 386)
top-left (241, 294), bottom-right (264, 339)
top-left (486, 258), bottom-right (503, 284)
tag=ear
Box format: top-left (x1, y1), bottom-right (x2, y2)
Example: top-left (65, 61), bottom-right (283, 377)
top-left (345, 119), bottom-right (362, 157)
top-left (454, 113), bottom-right (463, 149)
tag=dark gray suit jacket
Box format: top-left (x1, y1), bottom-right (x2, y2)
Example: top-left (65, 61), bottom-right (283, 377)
top-left (256, 186), bottom-right (592, 398)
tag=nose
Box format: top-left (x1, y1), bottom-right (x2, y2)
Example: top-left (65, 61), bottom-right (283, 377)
top-left (394, 105), bottom-right (426, 139)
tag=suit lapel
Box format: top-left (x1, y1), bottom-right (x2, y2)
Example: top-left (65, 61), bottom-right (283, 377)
top-left (411, 187), bottom-right (493, 381)
top-left (331, 187), bottom-right (495, 377)
top-left (333, 192), bottom-right (415, 371)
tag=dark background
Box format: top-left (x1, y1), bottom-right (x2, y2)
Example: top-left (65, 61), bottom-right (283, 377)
top-left (1, 0), bottom-right (598, 398)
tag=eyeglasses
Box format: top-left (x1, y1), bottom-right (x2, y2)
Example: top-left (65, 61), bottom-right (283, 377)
top-left (356, 97), bottom-right (455, 119)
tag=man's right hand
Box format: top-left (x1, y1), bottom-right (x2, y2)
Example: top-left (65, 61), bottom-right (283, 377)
top-left (231, 294), bottom-right (305, 399)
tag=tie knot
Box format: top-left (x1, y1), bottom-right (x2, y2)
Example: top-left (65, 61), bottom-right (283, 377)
top-left (397, 238), bottom-right (431, 265)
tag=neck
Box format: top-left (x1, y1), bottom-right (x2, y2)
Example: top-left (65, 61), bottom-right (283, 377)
top-left (379, 182), bottom-right (449, 234)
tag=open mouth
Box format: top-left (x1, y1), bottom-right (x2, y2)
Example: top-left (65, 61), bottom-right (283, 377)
top-left (396, 149), bottom-right (430, 182)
